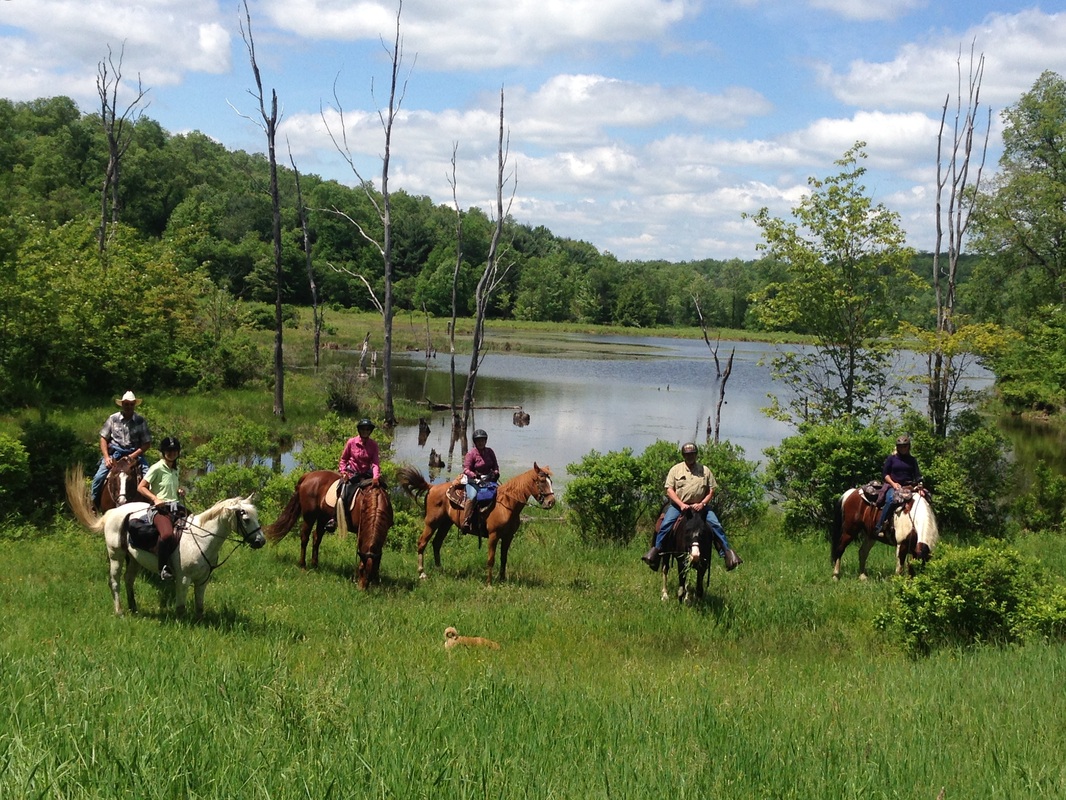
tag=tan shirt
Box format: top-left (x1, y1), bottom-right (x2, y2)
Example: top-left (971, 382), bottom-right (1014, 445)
top-left (664, 461), bottom-right (717, 505)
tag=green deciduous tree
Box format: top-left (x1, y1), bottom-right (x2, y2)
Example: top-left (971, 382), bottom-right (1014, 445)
top-left (972, 71), bottom-right (1066, 322)
top-left (747, 144), bottom-right (919, 426)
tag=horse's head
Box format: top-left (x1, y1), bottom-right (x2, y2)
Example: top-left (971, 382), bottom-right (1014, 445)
top-left (231, 495), bottom-right (266, 549)
top-left (531, 463), bottom-right (556, 509)
top-left (106, 455), bottom-right (142, 506)
top-left (676, 509), bottom-right (707, 565)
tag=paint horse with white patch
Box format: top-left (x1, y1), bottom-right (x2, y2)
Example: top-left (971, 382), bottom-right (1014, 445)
top-left (830, 484), bottom-right (938, 580)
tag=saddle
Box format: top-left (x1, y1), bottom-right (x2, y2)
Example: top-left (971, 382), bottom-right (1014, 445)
top-left (120, 505), bottom-right (189, 552)
top-left (857, 481), bottom-right (884, 505)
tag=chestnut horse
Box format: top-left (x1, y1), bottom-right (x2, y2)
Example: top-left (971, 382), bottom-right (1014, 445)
top-left (654, 508), bottom-right (711, 604)
top-left (264, 470), bottom-right (340, 569)
top-left (98, 455), bottom-right (147, 512)
top-left (337, 478), bottom-right (394, 590)
top-left (397, 462), bottom-right (555, 585)
top-left (830, 485), bottom-right (938, 581)
top-left (265, 470), bottom-right (392, 587)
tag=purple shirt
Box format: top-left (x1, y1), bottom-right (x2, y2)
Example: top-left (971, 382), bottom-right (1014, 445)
top-left (339, 435), bottom-right (380, 479)
top-left (463, 446), bottom-right (499, 481)
top-left (882, 452), bottom-right (921, 486)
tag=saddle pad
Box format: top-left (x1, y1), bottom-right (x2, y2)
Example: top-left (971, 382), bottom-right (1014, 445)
top-left (325, 479), bottom-right (341, 507)
top-left (446, 484), bottom-right (466, 509)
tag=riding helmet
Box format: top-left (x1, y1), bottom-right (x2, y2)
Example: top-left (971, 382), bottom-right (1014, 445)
top-left (357, 418), bottom-right (375, 431)
top-left (681, 442), bottom-right (698, 456)
top-left (472, 429), bottom-right (488, 441)
top-left (160, 436), bottom-right (181, 453)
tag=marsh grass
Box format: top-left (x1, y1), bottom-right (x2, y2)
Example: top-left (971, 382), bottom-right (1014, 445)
top-left (3, 514), bottom-right (1065, 799)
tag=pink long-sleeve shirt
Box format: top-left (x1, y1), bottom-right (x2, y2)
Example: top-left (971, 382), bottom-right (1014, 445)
top-left (338, 435), bottom-right (381, 480)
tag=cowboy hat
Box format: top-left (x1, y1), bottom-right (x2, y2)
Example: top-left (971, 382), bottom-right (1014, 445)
top-left (115, 391), bottom-right (142, 407)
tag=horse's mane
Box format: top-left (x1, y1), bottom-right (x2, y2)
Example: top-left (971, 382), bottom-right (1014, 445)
top-left (198, 496), bottom-right (252, 524)
top-left (912, 494), bottom-right (939, 549)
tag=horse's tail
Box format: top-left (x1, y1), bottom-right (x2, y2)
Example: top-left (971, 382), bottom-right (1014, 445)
top-left (829, 490), bottom-right (846, 564)
top-left (396, 465), bottom-right (430, 501)
top-left (65, 464), bottom-right (105, 533)
top-left (264, 483), bottom-right (303, 543)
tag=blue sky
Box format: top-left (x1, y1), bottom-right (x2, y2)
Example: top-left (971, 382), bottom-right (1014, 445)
top-left (3, 1), bottom-right (1065, 261)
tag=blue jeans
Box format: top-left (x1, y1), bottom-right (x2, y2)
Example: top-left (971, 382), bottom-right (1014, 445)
top-left (91, 447), bottom-right (149, 504)
top-left (655, 505), bottom-right (731, 555)
top-left (877, 487), bottom-right (897, 530)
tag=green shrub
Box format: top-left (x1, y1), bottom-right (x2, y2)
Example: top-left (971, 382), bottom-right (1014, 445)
top-left (0, 434), bottom-right (30, 517)
top-left (564, 448), bottom-right (650, 545)
top-left (18, 418), bottom-right (97, 516)
top-left (1011, 460), bottom-right (1066, 534)
top-left (875, 544), bottom-right (1066, 656)
top-left (763, 423), bottom-right (886, 535)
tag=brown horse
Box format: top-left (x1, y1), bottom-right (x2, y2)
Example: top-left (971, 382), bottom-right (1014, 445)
top-left (98, 455), bottom-right (147, 512)
top-left (830, 485), bottom-right (939, 581)
top-left (338, 479), bottom-right (394, 589)
top-left (397, 462), bottom-right (556, 585)
top-left (264, 470), bottom-right (340, 569)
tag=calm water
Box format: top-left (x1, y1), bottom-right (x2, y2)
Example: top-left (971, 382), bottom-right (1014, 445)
top-left (384, 334), bottom-right (995, 489)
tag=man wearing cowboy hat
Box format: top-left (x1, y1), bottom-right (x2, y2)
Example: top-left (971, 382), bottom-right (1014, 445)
top-left (91, 391), bottom-right (152, 508)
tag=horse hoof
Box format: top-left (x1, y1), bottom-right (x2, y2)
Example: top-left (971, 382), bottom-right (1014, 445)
top-left (859, 574), bottom-right (868, 582)
top-left (418, 572), bottom-right (428, 581)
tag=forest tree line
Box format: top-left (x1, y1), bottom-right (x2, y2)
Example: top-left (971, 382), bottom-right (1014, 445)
top-left (2, 71), bottom-right (1065, 416)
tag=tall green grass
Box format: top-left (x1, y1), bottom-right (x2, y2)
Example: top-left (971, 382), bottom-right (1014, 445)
top-left (2, 516), bottom-right (1065, 798)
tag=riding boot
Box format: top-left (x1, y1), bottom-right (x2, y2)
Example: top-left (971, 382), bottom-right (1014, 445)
top-left (461, 499), bottom-right (475, 533)
top-left (158, 539), bottom-right (176, 581)
top-left (642, 546), bottom-right (661, 571)
top-left (724, 549), bottom-right (743, 571)
top-left (325, 512), bottom-right (337, 532)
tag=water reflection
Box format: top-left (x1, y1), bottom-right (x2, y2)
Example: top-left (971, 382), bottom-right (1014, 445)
top-left (388, 337), bottom-right (802, 489)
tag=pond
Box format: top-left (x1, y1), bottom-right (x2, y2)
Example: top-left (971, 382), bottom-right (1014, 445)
top-left (383, 333), bottom-right (997, 490)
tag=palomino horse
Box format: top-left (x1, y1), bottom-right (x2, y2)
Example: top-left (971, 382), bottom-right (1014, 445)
top-left (98, 455), bottom-right (147, 512)
top-left (66, 466), bottom-right (265, 617)
top-left (655, 508), bottom-right (712, 604)
top-left (830, 485), bottom-right (938, 581)
top-left (398, 463), bottom-right (555, 585)
top-left (336, 479), bottom-right (393, 589)
top-left (264, 470), bottom-right (341, 569)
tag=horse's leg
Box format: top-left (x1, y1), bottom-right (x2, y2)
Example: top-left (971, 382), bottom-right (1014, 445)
top-left (310, 518), bottom-right (325, 570)
top-left (660, 556), bottom-right (670, 602)
top-left (416, 517), bottom-right (439, 580)
top-left (109, 554), bottom-right (124, 616)
top-left (489, 532), bottom-right (513, 585)
top-left (297, 517), bottom-right (312, 570)
top-left (192, 580), bottom-right (207, 620)
top-left (857, 536), bottom-right (877, 581)
top-left (695, 562), bottom-right (707, 600)
top-left (124, 555), bottom-right (139, 614)
top-left (678, 555), bottom-right (691, 605)
top-left (831, 530), bottom-right (853, 581)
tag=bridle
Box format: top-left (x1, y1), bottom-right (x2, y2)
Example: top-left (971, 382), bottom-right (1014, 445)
top-left (184, 505), bottom-right (263, 577)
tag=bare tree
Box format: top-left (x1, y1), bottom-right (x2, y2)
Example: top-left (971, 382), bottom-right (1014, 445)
top-left (236, 0), bottom-right (285, 419)
top-left (460, 88), bottom-right (517, 432)
top-left (96, 43), bottom-right (149, 252)
top-left (321, 1), bottom-right (410, 426)
top-left (927, 43), bottom-right (991, 436)
top-left (694, 295), bottom-right (734, 444)
top-left (289, 147), bottom-right (323, 369)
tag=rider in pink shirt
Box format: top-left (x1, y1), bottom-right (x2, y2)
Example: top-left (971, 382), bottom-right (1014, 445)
top-left (330, 418), bottom-right (381, 531)
top-left (339, 419), bottom-right (381, 481)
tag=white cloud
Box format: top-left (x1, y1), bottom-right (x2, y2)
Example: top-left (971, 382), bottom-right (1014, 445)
top-left (823, 9), bottom-right (1066, 110)
top-left (263, 0), bottom-right (696, 69)
top-left (807, 0), bottom-right (925, 23)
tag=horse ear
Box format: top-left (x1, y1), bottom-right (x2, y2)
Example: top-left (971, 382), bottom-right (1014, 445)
top-left (243, 492), bottom-right (256, 505)
top-left (533, 461), bottom-right (539, 472)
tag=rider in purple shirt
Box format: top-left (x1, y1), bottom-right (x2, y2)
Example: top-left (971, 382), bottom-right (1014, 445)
top-left (877, 434), bottom-right (922, 532)
top-left (460, 429), bottom-right (499, 532)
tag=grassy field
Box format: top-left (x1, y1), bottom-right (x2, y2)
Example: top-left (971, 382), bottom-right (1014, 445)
top-left (3, 509), bottom-right (1065, 799)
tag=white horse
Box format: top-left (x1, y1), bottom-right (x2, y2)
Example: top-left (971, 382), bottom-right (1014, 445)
top-left (67, 467), bottom-right (265, 617)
